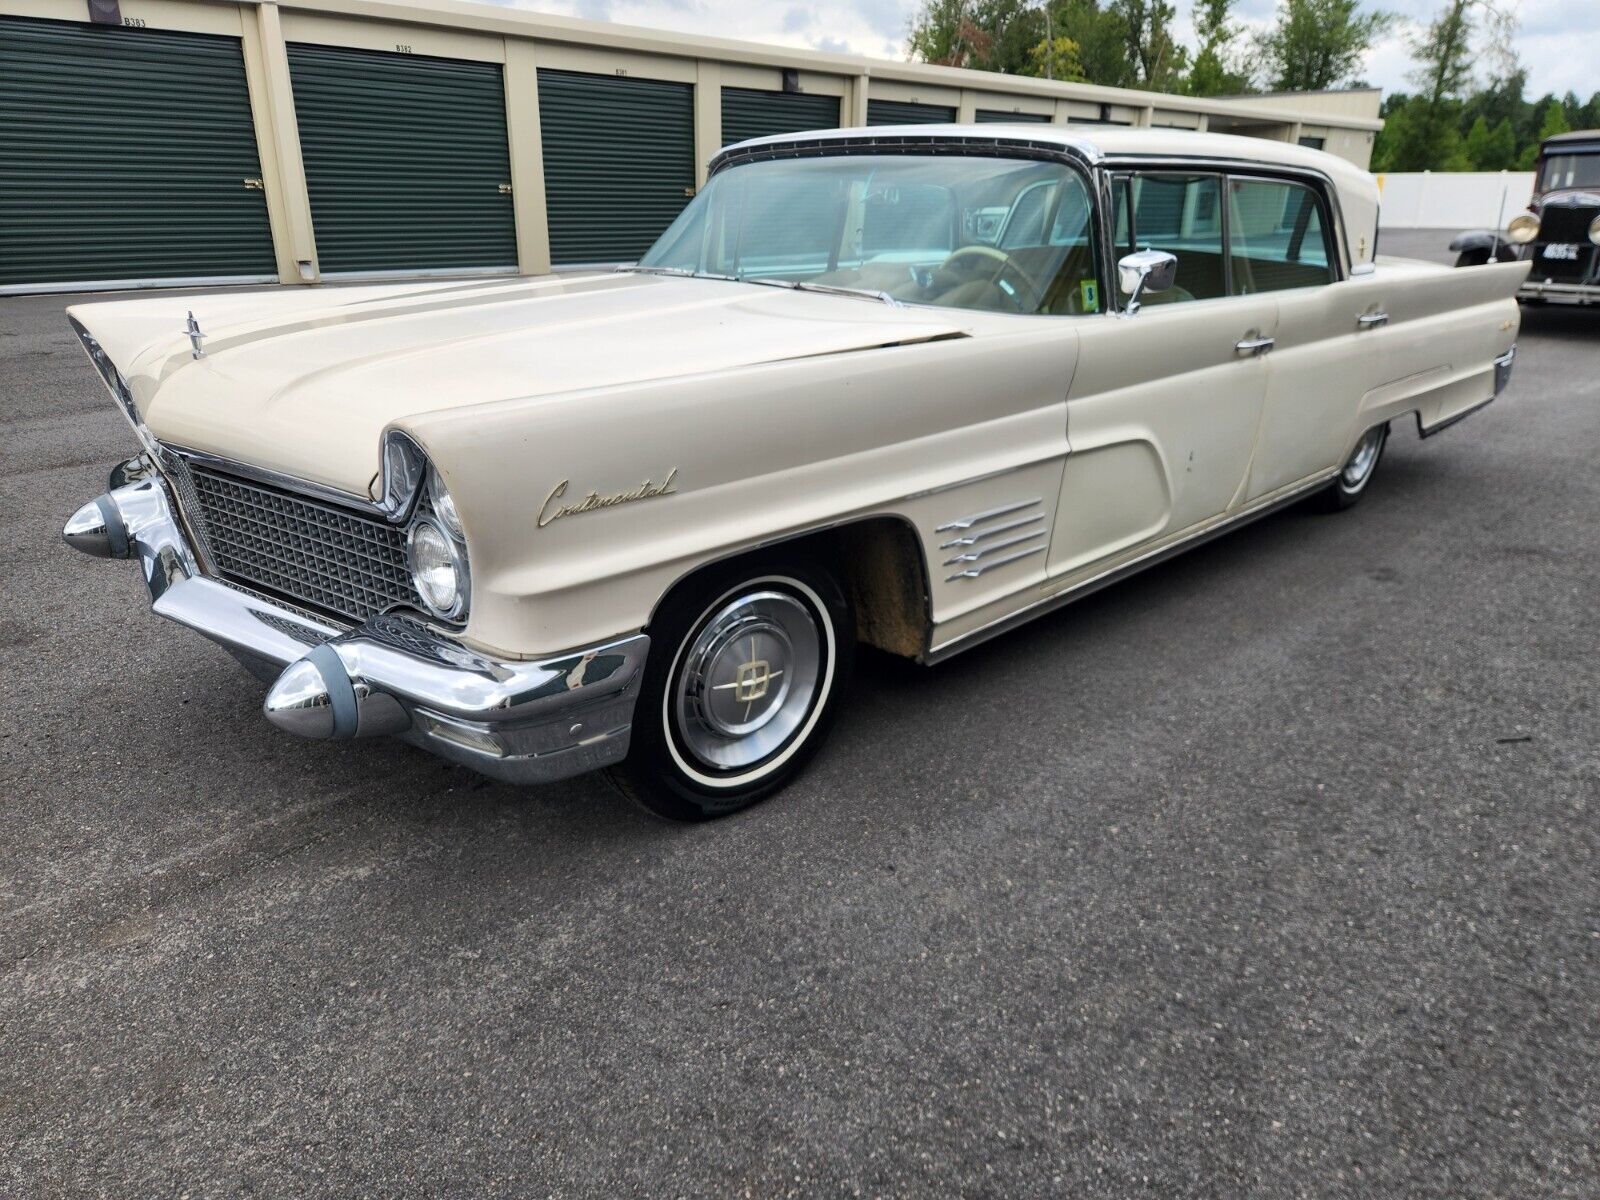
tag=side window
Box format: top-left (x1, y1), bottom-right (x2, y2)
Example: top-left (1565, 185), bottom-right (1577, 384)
top-left (1226, 178), bottom-right (1336, 294)
top-left (1113, 173), bottom-right (1226, 304)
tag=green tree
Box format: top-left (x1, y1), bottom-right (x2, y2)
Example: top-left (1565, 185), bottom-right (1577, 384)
top-left (906, 0), bottom-right (1138, 89)
top-left (1186, 0), bottom-right (1251, 96)
top-left (1026, 35), bottom-right (1087, 81)
top-left (1518, 99), bottom-right (1571, 167)
top-left (1052, 0), bottom-right (1138, 87)
top-left (907, 0), bottom-right (1040, 72)
top-left (1463, 115), bottom-right (1516, 169)
top-left (1110, 0), bottom-right (1187, 89)
top-left (1390, 0), bottom-right (1476, 170)
top-left (1256, 0), bottom-right (1392, 93)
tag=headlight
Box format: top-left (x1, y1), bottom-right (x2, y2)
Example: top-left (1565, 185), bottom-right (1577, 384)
top-left (406, 517), bottom-right (469, 620)
top-left (1589, 215), bottom-right (1600, 246)
top-left (1507, 213), bottom-right (1540, 244)
top-left (429, 468), bottom-right (464, 541)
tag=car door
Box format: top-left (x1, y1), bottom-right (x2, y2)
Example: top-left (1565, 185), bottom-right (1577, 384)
top-left (1049, 171), bottom-right (1278, 578)
top-left (1232, 175), bottom-right (1388, 503)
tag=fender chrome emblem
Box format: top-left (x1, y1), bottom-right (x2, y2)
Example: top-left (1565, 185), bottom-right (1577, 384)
top-left (537, 469), bottom-right (678, 528)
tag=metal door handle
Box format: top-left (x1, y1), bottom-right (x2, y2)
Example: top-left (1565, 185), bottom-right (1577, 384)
top-left (1358, 311), bottom-right (1389, 328)
top-left (1235, 335), bottom-right (1275, 356)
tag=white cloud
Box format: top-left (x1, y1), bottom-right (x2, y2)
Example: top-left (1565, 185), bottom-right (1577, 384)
top-left (484, 0), bottom-right (1600, 101)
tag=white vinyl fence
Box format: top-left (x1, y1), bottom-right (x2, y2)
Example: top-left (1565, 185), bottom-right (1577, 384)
top-left (1376, 171), bottom-right (1536, 230)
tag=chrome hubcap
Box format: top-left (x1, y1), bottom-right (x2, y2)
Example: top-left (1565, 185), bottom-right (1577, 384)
top-left (1342, 427), bottom-right (1384, 489)
top-left (674, 589), bottom-right (822, 772)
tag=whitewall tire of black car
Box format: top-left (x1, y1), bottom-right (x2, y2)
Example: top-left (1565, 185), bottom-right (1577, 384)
top-left (607, 557), bottom-right (854, 820)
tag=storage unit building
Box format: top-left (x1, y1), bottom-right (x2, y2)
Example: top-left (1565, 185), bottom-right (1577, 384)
top-left (867, 99), bottom-right (958, 126)
top-left (0, 15), bottom-right (275, 291)
top-left (287, 43), bottom-right (517, 274)
top-left (537, 69), bottom-right (695, 265)
top-left (721, 87), bottom-right (842, 147)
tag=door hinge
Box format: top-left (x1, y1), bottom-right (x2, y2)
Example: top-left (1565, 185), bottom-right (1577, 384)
top-left (242, 178), bottom-right (264, 190)
top-left (498, 183), bottom-right (513, 195)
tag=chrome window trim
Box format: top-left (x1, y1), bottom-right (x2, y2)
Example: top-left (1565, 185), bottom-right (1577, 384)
top-left (1098, 154), bottom-right (1355, 280)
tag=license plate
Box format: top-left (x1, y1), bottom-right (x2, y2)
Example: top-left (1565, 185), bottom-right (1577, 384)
top-left (1542, 243), bottom-right (1581, 260)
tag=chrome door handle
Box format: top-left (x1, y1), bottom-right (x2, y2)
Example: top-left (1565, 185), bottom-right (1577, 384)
top-left (1358, 311), bottom-right (1389, 328)
top-left (1235, 335), bottom-right (1275, 356)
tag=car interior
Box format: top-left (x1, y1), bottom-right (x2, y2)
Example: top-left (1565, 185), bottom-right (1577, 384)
top-left (642, 154), bottom-right (1338, 316)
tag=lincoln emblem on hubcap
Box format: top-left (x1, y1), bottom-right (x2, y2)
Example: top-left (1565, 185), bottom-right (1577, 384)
top-left (674, 589), bottom-right (823, 772)
top-left (719, 652), bottom-right (778, 704)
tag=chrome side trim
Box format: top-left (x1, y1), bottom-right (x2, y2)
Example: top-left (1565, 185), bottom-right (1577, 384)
top-left (936, 493), bottom-right (1050, 584)
top-left (924, 470), bottom-right (1339, 662)
top-left (943, 528), bottom-right (1046, 565)
top-left (4, 273), bottom-right (276, 298)
top-left (939, 514), bottom-right (1043, 548)
top-left (934, 497), bottom-right (1041, 532)
top-left (945, 544), bottom-right (1047, 581)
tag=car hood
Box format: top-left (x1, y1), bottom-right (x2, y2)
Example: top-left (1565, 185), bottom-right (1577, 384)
top-left (68, 272), bottom-right (968, 497)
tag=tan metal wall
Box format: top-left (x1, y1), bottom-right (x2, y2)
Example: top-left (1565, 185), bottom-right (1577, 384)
top-left (0, 0), bottom-right (1383, 285)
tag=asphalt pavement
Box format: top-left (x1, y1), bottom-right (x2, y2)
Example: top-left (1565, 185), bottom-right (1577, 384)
top-left (2, 230), bottom-right (1596, 1197)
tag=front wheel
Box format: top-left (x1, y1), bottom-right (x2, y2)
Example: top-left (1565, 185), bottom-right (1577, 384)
top-left (607, 556), bottom-right (854, 820)
top-left (1309, 422), bottom-right (1389, 513)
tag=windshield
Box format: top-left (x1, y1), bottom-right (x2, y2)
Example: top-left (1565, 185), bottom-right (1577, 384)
top-left (638, 153), bottom-right (1102, 316)
top-left (1538, 152), bottom-right (1600, 192)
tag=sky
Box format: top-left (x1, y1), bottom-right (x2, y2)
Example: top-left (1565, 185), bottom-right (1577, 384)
top-left (490, 0), bottom-right (1600, 102)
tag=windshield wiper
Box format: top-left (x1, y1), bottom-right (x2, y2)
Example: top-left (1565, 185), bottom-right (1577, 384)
top-left (615, 265), bottom-right (743, 282)
top-left (617, 267), bottom-right (901, 307)
top-left (746, 278), bottom-right (902, 307)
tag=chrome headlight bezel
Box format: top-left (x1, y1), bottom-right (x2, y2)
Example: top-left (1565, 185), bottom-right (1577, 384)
top-left (406, 515), bottom-right (471, 622)
top-left (1507, 213), bottom-right (1540, 244)
top-left (429, 467), bottom-right (464, 542)
top-left (1589, 214), bottom-right (1600, 247)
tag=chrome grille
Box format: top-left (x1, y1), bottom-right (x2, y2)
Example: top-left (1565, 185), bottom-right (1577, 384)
top-left (180, 462), bottom-right (419, 623)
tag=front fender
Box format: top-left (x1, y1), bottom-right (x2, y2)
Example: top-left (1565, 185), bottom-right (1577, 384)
top-left (1449, 229), bottom-right (1509, 255)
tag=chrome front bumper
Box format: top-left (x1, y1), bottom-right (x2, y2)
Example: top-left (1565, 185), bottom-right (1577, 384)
top-left (65, 463), bottom-right (648, 785)
top-left (1518, 279), bottom-right (1600, 305)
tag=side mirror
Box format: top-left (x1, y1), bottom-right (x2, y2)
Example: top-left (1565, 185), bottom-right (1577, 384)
top-left (1117, 249), bottom-right (1178, 316)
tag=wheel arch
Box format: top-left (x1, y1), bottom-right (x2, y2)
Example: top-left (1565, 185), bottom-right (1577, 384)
top-left (646, 514), bottom-right (933, 660)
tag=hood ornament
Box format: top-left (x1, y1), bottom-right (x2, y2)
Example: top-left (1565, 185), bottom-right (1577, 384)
top-left (185, 311), bottom-right (205, 359)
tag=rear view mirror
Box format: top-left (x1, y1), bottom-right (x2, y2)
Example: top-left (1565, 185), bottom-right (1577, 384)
top-left (1117, 249), bottom-right (1178, 315)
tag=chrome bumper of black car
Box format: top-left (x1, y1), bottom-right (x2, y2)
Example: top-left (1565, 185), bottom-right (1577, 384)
top-left (64, 461), bottom-right (647, 785)
top-left (1518, 279), bottom-right (1600, 305)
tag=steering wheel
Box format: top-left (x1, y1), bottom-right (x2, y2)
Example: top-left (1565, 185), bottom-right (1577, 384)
top-left (938, 245), bottom-right (1045, 311)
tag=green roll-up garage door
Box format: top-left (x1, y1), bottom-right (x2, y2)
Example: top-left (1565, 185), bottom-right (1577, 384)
top-left (0, 16), bottom-right (274, 291)
top-left (866, 99), bottom-right (957, 126)
top-left (537, 70), bottom-right (695, 265)
top-left (721, 88), bottom-right (842, 147)
top-left (975, 109), bottom-right (1052, 124)
top-left (288, 43), bottom-right (516, 275)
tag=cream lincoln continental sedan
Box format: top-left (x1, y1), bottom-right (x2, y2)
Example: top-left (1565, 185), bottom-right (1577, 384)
top-left (64, 127), bottom-right (1527, 819)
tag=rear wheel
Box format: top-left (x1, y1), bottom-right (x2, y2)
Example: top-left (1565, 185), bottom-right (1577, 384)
top-left (607, 556), bottom-right (854, 820)
top-left (1310, 423), bottom-right (1389, 512)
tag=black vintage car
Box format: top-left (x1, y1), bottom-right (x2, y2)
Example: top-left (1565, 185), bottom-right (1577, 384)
top-left (1451, 129), bottom-right (1600, 305)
